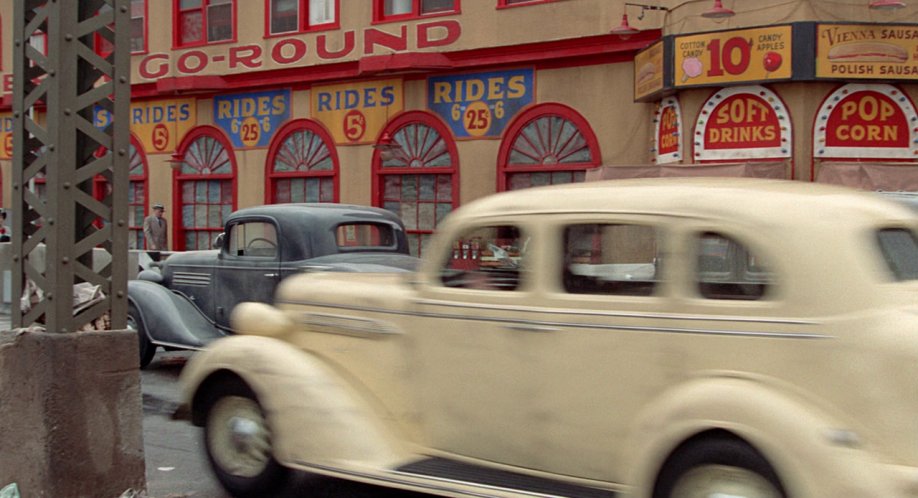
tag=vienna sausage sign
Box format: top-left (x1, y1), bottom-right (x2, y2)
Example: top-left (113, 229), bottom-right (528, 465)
top-left (694, 86), bottom-right (792, 161)
top-left (816, 24), bottom-right (918, 80)
top-left (814, 84), bottom-right (918, 159)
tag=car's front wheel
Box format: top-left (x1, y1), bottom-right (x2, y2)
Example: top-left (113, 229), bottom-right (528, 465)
top-left (127, 303), bottom-right (156, 369)
top-left (202, 380), bottom-right (288, 498)
top-left (653, 436), bottom-right (786, 498)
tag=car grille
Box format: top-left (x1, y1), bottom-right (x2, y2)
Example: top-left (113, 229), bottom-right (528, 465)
top-left (172, 272), bottom-right (211, 287)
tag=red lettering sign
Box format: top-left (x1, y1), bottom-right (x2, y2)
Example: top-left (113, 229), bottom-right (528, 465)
top-left (704, 94), bottom-right (781, 150)
top-left (135, 21), bottom-right (462, 81)
top-left (825, 91), bottom-right (908, 148)
top-left (658, 105), bottom-right (679, 156)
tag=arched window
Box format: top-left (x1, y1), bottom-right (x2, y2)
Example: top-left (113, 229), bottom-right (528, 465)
top-left (498, 103), bottom-right (601, 191)
top-left (127, 138), bottom-right (149, 249)
top-left (174, 126), bottom-right (236, 250)
top-left (373, 111), bottom-right (458, 257)
top-left (266, 119), bottom-right (338, 204)
top-left (92, 136), bottom-right (149, 248)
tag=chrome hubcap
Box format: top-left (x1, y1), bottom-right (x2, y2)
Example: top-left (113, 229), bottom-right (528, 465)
top-left (671, 465), bottom-right (781, 498)
top-left (207, 396), bottom-right (272, 478)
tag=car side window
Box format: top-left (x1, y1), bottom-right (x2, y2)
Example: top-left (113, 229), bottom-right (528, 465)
top-left (562, 224), bottom-right (660, 296)
top-left (228, 222), bottom-right (278, 258)
top-left (439, 225), bottom-right (527, 291)
top-left (696, 232), bottom-right (771, 300)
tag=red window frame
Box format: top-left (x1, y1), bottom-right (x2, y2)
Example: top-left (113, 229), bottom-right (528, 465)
top-left (497, 103), bottom-right (601, 192)
top-left (264, 0), bottom-right (340, 37)
top-left (372, 111), bottom-right (459, 257)
top-left (93, 1), bottom-right (147, 57)
top-left (130, 0), bottom-right (149, 54)
top-left (91, 137), bottom-right (149, 248)
top-left (497, 0), bottom-right (559, 8)
top-left (372, 0), bottom-right (459, 23)
top-left (173, 126), bottom-right (238, 250)
top-left (265, 119), bottom-right (339, 203)
top-left (173, 0), bottom-right (237, 48)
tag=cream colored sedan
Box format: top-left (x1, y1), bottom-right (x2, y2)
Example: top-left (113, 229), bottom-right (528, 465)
top-left (180, 178), bottom-right (918, 498)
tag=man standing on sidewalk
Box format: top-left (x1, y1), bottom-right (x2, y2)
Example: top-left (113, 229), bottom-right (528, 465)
top-left (143, 203), bottom-right (168, 255)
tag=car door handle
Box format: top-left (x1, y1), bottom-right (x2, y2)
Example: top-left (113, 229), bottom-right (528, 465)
top-left (264, 273), bottom-right (278, 277)
top-left (504, 324), bottom-right (559, 333)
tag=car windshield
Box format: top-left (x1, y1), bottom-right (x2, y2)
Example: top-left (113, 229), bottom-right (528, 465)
top-left (876, 228), bottom-right (918, 281)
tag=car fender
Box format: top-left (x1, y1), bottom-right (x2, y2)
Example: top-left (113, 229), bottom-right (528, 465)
top-left (127, 279), bottom-right (225, 349)
top-left (181, 334), bottom-right (406, 470)
top-left (625, 376), bottom-right (900, 498)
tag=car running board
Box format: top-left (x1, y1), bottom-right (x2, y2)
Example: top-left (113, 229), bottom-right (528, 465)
top-left (394, 457), bottom-right (619, 498)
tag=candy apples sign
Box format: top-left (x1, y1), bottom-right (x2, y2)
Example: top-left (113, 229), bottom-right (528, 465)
top-left (814, 84), bottom-right (918, 159)
top-left (675, 26), bottom-right (792, 88)
top-left (694, 86), bottom-right (792, 161)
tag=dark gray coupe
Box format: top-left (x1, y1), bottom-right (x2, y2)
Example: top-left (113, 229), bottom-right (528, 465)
top-left (127, 203), bottom-right (418, 368)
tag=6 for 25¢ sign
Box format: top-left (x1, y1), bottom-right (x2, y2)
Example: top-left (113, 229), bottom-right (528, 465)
top-left (428, 69), bottom-right (534, 139)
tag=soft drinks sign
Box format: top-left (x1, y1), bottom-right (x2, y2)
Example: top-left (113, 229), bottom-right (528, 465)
top-left (694, 86), bottom-right (792, 161)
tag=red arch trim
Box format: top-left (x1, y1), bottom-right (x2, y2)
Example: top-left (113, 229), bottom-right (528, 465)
top-left (496, 102), bottom-right (601, 192)
top-left (371, 110), bottom-right (460, 206)
top-left (172, 125), bottom-right (239, 250)
top-left (264, 118), bottom-right (340, 204)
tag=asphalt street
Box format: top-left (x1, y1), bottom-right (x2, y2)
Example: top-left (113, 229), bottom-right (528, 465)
top-left (0, 303), bottom-right (428, 497)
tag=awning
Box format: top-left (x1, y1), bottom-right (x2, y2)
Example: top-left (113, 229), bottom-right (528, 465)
top-left (585, 162), bottom-right (787, 182)
top-left (814, 162), bottom-right (918, 192)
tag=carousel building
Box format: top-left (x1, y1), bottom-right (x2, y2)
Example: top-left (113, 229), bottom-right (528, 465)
top-left (0, 0), bottom-right (916, 254)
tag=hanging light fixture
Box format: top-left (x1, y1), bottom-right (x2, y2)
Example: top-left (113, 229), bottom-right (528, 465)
top-left (610, 3), bottom-right (669, 39)
top-left (374, 131), bottom-right (402, 161)
top-left (166, 152), bottom-right (184, 170)
top-left (869, 0), bottom-right (906, 9)
top-left (610, 13), bottom-right (640, 37)
top-left (702, 0), bottom-right (735, 18)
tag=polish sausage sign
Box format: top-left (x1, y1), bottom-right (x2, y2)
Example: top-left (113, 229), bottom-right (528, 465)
top-left (814, 84), bottom-right (918, 159)
top-left (694, 86), bottom-right (792, 161)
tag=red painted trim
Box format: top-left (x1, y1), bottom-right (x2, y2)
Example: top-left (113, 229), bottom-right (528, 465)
top-left (496, 0), bottom-right (559, 8)
top-left (172, 0), bottom-right (238, 49)
top-left (264, 119), bottom-right (340, 204)
top-left (126, 30), bottom-right (657, 101)
top-left (264, 0), bottom-right (341, 38)
top-left (358, 52), bottom-right (453, 74)
top-left (496, 103), bottom-right (602, 192)
top-left (156, 75), bottom-right (228, 93)
top-left (371, 109), bottom-right (460, 212)
top-left (172, 125), bottom-right (238, 250)
top-left (133, 0), bottom-right (150, 55)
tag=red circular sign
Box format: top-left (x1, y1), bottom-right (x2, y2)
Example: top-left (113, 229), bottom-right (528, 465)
top-left (343, 110), bottom-right (366, 142)
top-left (825, 91), bottom-right (909, 149)
top-left (152, 123), bottom-right (170, 151)
top-left (2, 134), bottom-right (12, 158)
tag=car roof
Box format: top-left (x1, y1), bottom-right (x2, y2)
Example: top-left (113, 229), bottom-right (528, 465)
top-left (453, 178), bottom-right (915, 225)
top-left (227, 203), bottom-right (405, 227)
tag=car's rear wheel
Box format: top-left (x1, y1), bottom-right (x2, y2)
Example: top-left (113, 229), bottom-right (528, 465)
top-left (202, 380), bottom-right (288, 498)
top-left (127, 303), bottom-right (156, 369)
top-left (653, 436), bottom-right (786, 498)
